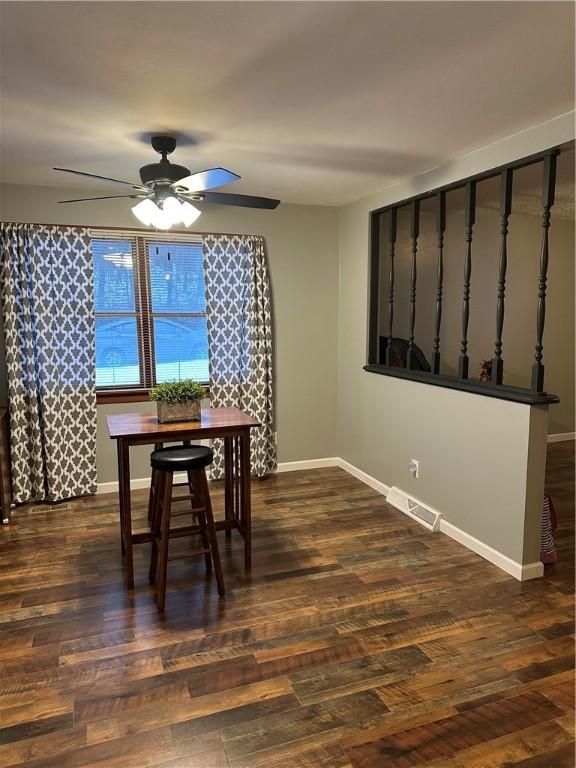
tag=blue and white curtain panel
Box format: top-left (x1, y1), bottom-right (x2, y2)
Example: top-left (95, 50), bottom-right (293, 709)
top-left (203, 233), bottom-right (276, 478)
top-left (0, 223), bottom-right (97, 503)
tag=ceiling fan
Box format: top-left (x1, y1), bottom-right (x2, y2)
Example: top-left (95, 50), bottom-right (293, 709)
top-left (54, 135), bottom-right (280, 229)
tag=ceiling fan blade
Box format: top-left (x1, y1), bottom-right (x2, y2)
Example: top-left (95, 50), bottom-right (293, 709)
top-left (53, 167), bottom-right (148, 191)
top-left (199, 191), bottom-right (280, 210)
top-left (58, 194), bottom-right (147, 203)
top-left (173, 167), bottom-right (241, 193)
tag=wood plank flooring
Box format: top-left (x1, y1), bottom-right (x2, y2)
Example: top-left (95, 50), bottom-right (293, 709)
top-left (0, 443), bottom-right (573, 768)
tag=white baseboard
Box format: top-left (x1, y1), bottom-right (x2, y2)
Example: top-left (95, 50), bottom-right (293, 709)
top-left (275, 457), bottom-right (341, 473)
top-left (335, 459), bottom-right (535, 581)
top-left (96, 459), bottom-right (341, 494)
top-left (97, 472), bottom-right (189, 495)
top-left (336, 459), bottom-right (391, 497)
top-left (518, 561), bottom-right (546, 580)
top-left (96, 454), bottom-right (540, 581)
top-left (439, 519), bottom-right (543, 581)
top-left (547, 432), bottom-right (575, 443)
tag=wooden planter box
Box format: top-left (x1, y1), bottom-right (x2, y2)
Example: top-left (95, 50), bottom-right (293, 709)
top-left (156, 400), bottom-right (201, 423)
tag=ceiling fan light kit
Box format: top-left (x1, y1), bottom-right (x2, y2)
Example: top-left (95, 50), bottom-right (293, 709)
top-left (180, 201), bottom-right (202, 226)
top-left (54, 135), bottom-right (280, 229)
top-left (132, 196), bottom-right (201, 230)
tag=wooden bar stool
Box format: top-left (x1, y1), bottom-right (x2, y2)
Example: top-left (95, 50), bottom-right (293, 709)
top-left (148, 445), bottom-right (225, 610)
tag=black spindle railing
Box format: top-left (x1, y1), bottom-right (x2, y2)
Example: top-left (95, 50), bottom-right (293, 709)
top-left (491, 169), bottom-right (513, 385)
top-left (531, 153), bottom-right (557, 392)
top-left (385, 208), bottom-right (397, 365)
top-left (406, 200), bottom-right (420, 370)
top-left (431, 191), bottom-right (446, 374)
top-left (365, 147), bottom-right (562, 407)
top-left (458, 181), bottom-right (476, 379)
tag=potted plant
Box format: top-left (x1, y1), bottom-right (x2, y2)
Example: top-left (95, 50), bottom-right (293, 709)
top-left (150, 379), bottom-right (206, 423)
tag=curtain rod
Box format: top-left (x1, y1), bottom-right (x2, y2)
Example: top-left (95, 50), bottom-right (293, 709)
top-left (0, 221), bottom-right (263, 238)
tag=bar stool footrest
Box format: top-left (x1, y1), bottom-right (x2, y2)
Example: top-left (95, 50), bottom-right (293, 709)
top-left (167, 549), bottom-right (210, 562)
top-left (170, 507), bottom-right (206, 519)
top-left (168, 525), bottom-right (203, 539)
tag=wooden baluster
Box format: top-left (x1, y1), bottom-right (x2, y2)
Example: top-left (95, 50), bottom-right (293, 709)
top-left (385, 208), bottom-right (398, 365)
top-left (431, 192), bottom-right (446, 374)
top-left (458, 181), bottom-right (476, 379)
top-left (491, 169), bottom-right (513, 385)
top-left (531, 153), bottom-right (557, 392)
top-left (406, 200), bottom-right (420, 370)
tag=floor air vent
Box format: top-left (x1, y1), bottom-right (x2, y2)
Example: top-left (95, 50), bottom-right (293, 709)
top-left (29, 502), bottom-right (69, 513)
top-left (386, 487), bottom-right (442, 532)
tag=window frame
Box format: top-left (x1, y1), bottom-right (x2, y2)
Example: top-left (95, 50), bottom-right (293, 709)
top-left (92, 229), bottom-right (209, 403)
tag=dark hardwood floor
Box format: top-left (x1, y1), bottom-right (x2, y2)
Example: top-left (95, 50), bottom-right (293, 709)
top-left (0, 443), bottom-right (573, 767)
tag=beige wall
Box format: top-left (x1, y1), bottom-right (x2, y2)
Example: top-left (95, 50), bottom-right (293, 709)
top-left (0, 183), bottom-right (340, 482)
top-left (337, 112), bottom-right (574, 567)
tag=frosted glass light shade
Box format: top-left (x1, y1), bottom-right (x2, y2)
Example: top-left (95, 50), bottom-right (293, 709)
top-left (131, 198), bottom-right (159, 226)
top-left (180, 201), bottom-right (201, 226)
top-left (150, 208), bottom-right (173, 230)
top-left (132, 196), bottom-right (200, 229)
top-left (162, 196), bottom-right (182, 221)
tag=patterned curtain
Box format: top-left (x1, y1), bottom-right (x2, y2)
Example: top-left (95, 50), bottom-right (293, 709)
top-left (0, 223), bottom-right (97, 503)
top-left (203, 234), bottom-right (276, 478)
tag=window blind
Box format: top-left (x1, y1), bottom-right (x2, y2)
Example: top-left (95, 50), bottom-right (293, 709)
top-left (93, 238), bottom-right (142, 388)
top-left (91, 231), bottom-right (208, 390)
top-left (144, 239), bottom-right (209, 384)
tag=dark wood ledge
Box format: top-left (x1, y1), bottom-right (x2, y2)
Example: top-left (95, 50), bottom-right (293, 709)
top-left (364, 364), bottom-right (560, 406)
top-left (96, 390), bottom-right (152, 405)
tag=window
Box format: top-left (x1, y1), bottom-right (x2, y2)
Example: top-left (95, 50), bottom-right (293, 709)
top-left (93, 232), bottom-right (209, 391)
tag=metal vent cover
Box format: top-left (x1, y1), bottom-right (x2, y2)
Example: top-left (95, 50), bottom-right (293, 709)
top-left (386, 487), bottom-right (442, 532)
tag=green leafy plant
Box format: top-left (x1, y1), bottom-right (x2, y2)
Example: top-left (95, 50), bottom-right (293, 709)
top-left (149, 379), bottom-right (206, 404)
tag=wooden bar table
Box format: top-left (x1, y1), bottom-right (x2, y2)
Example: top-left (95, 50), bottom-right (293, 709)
top-left (106, 407), bottom-right (260, 589)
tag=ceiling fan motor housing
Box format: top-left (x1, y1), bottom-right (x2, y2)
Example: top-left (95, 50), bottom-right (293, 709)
top-left (139, 161), bottom-right (191, 186)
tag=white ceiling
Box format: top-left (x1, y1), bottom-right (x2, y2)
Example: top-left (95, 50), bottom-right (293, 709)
top-left (0, 1), bottom-right (574, 206)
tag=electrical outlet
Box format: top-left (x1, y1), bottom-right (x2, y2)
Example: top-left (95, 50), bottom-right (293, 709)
top-left (409, 458), bottom-right (419, 479)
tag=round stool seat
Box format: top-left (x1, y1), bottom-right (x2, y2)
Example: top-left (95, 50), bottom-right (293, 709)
top-left (151, 445), bottom-right (214, 472)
